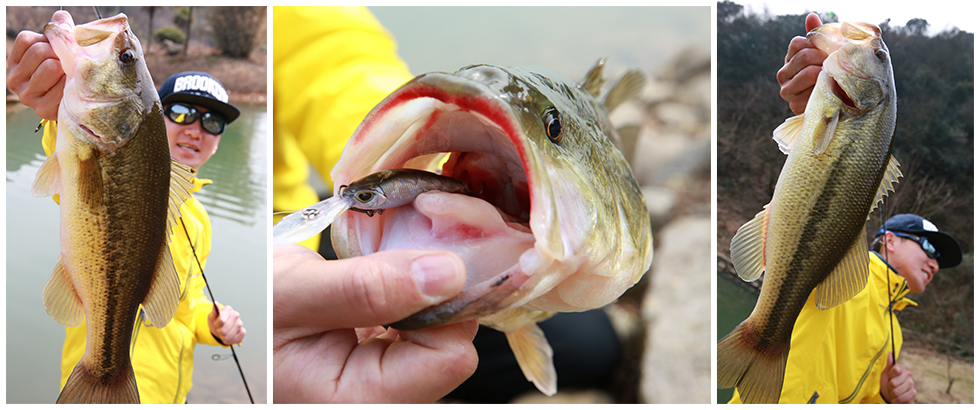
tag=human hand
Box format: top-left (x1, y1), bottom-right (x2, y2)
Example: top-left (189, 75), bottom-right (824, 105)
top-left (880, 352), bottom-right (916, 403)
top-left (6, 11), bottom-right (71, 120)
top-left (209, 304), bottom-right (247, 345)
top-left (776, 13), bottom-right (827, 115)
top-left (272, 245), bottom-right (478, 403)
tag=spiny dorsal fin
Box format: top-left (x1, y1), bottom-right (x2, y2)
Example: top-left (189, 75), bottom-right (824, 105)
top-left (505, 322), bottom-right (557, 396)
top-left (869, 155), bottom-right (903, 215)
top-left (730, 205), bottom-right (770, 282)
top-left (579, 57), bottom-right (607, 97)
top-left (814, 229), bottom-right (870, 310)
top-left (604, 69), bottom-right (646, 113)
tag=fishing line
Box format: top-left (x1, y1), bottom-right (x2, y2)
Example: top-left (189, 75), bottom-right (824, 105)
top-left (179, 217), bottom-right (255, 404)
top-left (882, 194), bottom-right (897, 364)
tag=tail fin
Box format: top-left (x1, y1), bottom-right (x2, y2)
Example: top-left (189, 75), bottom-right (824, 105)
top-left (56, 363), bottom-right (140, 403)
top-left (717, 321), bottom-right (788, 404)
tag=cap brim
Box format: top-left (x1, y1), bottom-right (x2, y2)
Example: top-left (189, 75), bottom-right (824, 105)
top-left (161, 93), bottom-right (240, 123)
top-left (917, 231), bottom-right (963, 269)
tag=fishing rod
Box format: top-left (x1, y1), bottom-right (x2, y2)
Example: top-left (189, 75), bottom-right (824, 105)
top-left (179, 218), bottom-right (255, 404)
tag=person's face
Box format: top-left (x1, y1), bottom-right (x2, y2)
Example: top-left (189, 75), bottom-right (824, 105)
top-left (165, 103), bottom-right (222, 170)
top-left (883, 232), bottom-right (940, 293)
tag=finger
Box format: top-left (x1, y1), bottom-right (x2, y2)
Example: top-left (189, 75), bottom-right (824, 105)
top-left (783, 36), bottom-right (813, 64)
top-left (8, 40), bottom-right (59, 95)
top-left (341, 320), bottom-right (479, 403)
top-left (7, 30), bottom-right (47, 67)
top-left (221, 310), bottom-right (243, 336)
top-left (223, 320), bottom-right (246, 345)
top-left (273, 245), bottom-right (466, 333)
top-left (778, 46), bottom-right (828, 86)
top-left (805, 13), bottom-right (823, 33)
top-left (51, 10), bottom-right (76, 30)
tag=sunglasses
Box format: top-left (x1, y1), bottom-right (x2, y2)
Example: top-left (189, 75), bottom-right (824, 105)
top-left (891, 231), bottom-right (940, 260)
top-left (164, 103), bottom-right (227, 135)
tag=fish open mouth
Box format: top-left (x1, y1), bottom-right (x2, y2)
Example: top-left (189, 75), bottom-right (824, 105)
top-left (331, 73), bottom-right (550, 328)
top-left (829, 76), bottom-right (857, 110)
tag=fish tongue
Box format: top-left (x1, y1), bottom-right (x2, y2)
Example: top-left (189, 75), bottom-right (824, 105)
top-left (377, 191), bottom-right (534, 290)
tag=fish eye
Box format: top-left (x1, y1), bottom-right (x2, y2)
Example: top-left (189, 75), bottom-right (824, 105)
top-left (544, 108), bottom-right (562, 143)
top-left (356, 191), bottom-right (375, 203)
top-left (119, 49), bottom-right (136, 65)
top-left (874, 49), bottom-right (887, 60)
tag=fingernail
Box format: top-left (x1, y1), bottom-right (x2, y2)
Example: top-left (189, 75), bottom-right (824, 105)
top-left (411, 253), bottom-right (464, 301)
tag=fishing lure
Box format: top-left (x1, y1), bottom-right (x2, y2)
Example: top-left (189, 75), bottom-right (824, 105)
top-left (272, 168), bottom-right (471, 247)
top-left (340, 168), bottom-right (472, 216)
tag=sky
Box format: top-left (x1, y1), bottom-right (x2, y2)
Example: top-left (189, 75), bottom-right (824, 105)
top-left (733, 0), bottom-right (975, 36)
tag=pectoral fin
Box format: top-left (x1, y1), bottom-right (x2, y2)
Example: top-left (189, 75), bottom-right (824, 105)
top-left (813, 110), bottom-right (840, 156)
top-left (505, 323), bottom-right (557, 396)
top-left (42, 258), bottom-right (85, 327)
top-left (31, 154), bottom-right (62, 198)
top-left (730, 205), bottom-right (770, 282)
top-left (814, 229), bottom-right (870, 310)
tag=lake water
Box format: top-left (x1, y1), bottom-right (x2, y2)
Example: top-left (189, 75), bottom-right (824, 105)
top-left (5, 103), bottom-right (268, 404)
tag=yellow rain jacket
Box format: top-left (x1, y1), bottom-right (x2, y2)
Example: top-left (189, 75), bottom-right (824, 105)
top-left (730, 251), bottom-right (915, 404)
top-left (42, 123), bottom-right (227, 404)
top-left (272, 6), bottom-right (413, 250)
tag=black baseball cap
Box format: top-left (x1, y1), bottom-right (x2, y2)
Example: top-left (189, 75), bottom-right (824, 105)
top-left (875, 214), bottom-right (963, 269)
top-left (157, 71), bottom-right (240, 123)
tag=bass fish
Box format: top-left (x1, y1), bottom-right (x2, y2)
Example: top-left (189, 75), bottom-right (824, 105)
top-left (36, 11), bottom-right (193, 403)
top-left (328, 60), bottom-right (652, 396)
top-left (717, 22), bottom-right (902, 403)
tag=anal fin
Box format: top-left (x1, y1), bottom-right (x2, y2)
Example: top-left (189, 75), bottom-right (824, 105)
top-left (42, 258), bottom-right (85, 327)
top-left (730, 205), bottom-right (770, 282)
top-left (505, 322), bottom-right (557, 396)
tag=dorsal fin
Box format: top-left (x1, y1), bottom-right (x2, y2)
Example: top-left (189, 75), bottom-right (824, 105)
top-left (579, 57), bottom-right (607, 97)
top-left (869, 155), bottom-right (903, 215)
top-left (604, 69), bottom-right (646, 113)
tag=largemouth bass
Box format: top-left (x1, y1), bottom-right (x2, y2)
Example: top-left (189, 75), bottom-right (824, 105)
top-left (716, 22), bottom-right (902, 403)
top-left (328, 60), bottom-right (652, 395)
top-left (35, 11), bottom-right (193, 404)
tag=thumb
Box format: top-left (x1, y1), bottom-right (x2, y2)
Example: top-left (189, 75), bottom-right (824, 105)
top-left (805, 13), bottom-right (822, 32)
top-left (273, 245), bottom-right (467, 331)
